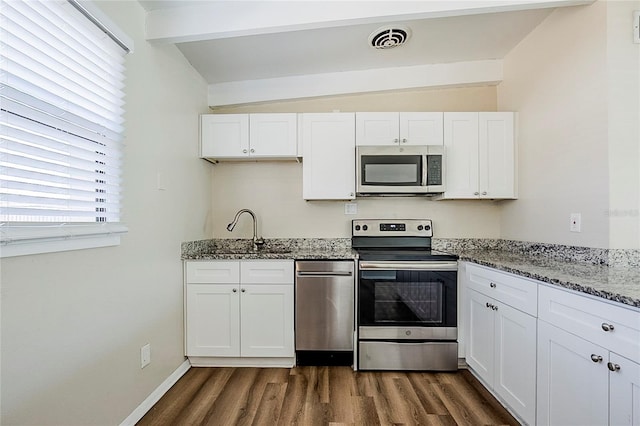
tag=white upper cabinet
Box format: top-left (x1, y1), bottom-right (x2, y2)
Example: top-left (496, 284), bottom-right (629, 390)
top-left (301, 113), bottom-right (356, 200)
top-left (356, 112), bottom-right (443, 146)
top-left (442, 112), bottom-right (516, 199)
top-left (200, 113), bottom-right (297, 160)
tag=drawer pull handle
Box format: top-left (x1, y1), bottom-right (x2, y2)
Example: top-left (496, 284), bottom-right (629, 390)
top-left (591, 354), bottom-right (603, 363)
top-left (490, 282), bottom-right (497, 288)
top-left (601, 323), bottom-right (615, 332)
top-left (607, 362), bottom-right (621, 372)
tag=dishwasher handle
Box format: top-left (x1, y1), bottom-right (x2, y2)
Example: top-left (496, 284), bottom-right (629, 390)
top-left (296, 271), bottom-right (353, 277)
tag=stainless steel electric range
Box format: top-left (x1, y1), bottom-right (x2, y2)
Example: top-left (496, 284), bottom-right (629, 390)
top-left (352, 219), bottom-right (459, 371)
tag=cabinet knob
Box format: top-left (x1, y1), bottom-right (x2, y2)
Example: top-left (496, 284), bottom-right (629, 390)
top-left (482, 191), bottom-right (487, 195)
top-left (349, 192), bottom-right (354, 197)
top-left (607, 362), bottom-right (621, 372)
top-left (250, 149), bottom-right (255, 153)
top-left (232, 288), bottom-right (237, 293)
top-left (490, 282), bottom-right (497, 288)
top-left (394, 138), bottom-right (399, 144)
top-left (492, 305), bottom-right (498, 311)
top-left (474, 192), bottom-right (479, 196)
top-left (601, 323), bottom-right (615, 332)
top-left (241, 288), bottom-right (246, 293)
top-left (486, 302), bottom-right (491, 308)
top-left (590, 354), bottom-right (603, 363)
top-left (402, 138), bottom-right (407, 144)
top-left (242, 149), bottom-right (248, 154)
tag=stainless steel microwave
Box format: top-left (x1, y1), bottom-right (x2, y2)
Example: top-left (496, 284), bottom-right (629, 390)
top-left (356, 145), bottom-right (445, 195)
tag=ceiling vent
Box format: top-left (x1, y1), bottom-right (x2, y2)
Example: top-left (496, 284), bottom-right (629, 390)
top-left (368, 26), bottom-right (411, 49)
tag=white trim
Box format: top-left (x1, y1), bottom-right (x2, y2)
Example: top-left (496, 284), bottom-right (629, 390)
top-left (119, 360), bottom-right (191, 426)
top-left (188, 356), bottom-right (295, 368)
top-left (0, 223), bottom-right (128, 258)
top-left (207, 60), bottom-right (503, 106)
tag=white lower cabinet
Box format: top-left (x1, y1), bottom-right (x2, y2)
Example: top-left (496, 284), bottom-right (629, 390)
top-left (466, 288), bottom-right (537, 425)
top-left (185, 260), bottom-right (294, 366)
top-left (464, 263), bottom-right (537, 425)
top-left (537, 284), bottom-right (640, 426)
top-left (537, 320), bottom-right (609, 426)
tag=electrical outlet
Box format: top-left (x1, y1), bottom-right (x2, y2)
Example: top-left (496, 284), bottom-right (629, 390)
top-left (570, 213), bottom-right (581, 233)
top-left (344, 202), bottom-right (358, 215)
top-left (141, 344), bottom-right (151, 368)
top-left (634, 11), bottom-right (640, 44)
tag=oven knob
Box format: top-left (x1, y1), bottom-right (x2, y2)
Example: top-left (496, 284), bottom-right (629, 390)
top-left (362, 225), bottom-right (368, 231)
top-left (425, 225), bottom-right (431, 231)
top-left (417, 225), bottom-right (424, 231)
top-left (405, 330), bottom-right (412, 336)
top-left (355, 225), bottom-right (361, 231)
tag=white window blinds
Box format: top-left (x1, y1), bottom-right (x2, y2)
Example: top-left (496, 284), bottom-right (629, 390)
top-left (1, 0), bottom-right (127, 224)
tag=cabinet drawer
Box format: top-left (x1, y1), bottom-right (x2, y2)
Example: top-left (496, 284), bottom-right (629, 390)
top-left (466, 263), bottom-right (538, 316)
top-left (241, 260), bottom-right (294, 284)
top-left (538, 284), bottom-right (640, 362)
top-left (186, 261), bottom-right (240, 284)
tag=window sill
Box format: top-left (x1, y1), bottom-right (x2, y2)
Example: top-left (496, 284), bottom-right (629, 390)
top-left (0, 223), bottom-right (128, 258)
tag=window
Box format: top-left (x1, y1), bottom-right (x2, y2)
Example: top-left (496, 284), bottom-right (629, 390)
top-left (0, 0), bottom-right (131, 257)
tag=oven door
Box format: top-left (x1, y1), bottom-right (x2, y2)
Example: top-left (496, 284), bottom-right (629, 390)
top-left (358, 261), bottom-right (457, 334)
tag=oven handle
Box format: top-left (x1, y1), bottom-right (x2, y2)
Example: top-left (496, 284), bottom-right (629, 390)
top-left (359, 261), bottom-right (458, 271)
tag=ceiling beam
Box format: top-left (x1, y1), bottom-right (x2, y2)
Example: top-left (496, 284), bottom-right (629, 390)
top-left (145, 0), bottom-right (594, 43)
top-left (207, 59), bottom-right (503, 106)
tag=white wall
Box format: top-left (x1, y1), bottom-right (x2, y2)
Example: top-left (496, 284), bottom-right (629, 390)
top-left (0, 2), bottom-right (212, 424)
top-left (497, 1), bottom-right (610, 248)
top-left (498, 0), bottom-right (640, 249)
top-left (607, 0), bottom-right (640, 249)
top-left (210, 86), bottom-right (504, 239)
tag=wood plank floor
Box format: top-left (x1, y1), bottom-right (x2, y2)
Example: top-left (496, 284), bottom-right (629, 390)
top-left (137, 367), bottom-right (519, 426)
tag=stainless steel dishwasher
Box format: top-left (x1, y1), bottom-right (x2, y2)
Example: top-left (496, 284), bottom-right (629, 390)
top-left (295, 260), bottom-right (355, 366)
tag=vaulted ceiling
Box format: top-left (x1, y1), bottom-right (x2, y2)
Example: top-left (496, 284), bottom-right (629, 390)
top-left (139, 1), bottom-right (594, 106)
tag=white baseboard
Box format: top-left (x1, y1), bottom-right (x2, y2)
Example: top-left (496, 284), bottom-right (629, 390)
top-left (119, 359), bottom-right (191, 426)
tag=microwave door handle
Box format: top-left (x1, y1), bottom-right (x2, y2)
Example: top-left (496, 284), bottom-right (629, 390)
top-left (421, 154), bottom-right (428, 186)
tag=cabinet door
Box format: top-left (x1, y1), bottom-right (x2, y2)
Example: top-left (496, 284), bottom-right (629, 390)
top-left (302, 113), bottom-right (356, 200)
top-left (442, 112), bottom-right (479, 198)
top-left (537, 320), bottom-right (609, 426)
top-left (240, 284), bottom-right (294, 357)
top-left (399, 112), bottom-right (443, 146)
top-left (466, 288), bottom-right (495, 386)
top-left (186, 284), bottom-right (240, 357)
top-left (479, 112), bottom-right (515, 199)
top-left (609, 352), bottom-right (640, 426)
top-left (355, 112), bottom-right (399, 146)
top-left (200, 114), bottom-right (249, 158)
top-left (249, 113), bottom-right (297, 157)
top-left (494, 302), bottom-right (537, 426)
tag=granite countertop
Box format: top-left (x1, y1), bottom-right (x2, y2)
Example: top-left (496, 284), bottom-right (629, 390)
top-left (458, 249), bottom-right (640, 309)
top-left (182, 237), bottom-right (640, 309)
top-left (181, 238), bottom-right (357, 261)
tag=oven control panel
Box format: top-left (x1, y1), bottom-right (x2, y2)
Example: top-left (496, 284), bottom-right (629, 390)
top-left (352, 219), bottom-right (433, 237)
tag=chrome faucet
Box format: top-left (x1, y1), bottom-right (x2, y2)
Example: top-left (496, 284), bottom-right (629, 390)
top-left (226, 209), bottom-right (265, 251)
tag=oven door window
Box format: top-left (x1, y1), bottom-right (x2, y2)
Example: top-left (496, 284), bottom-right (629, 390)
top-left (374, 281), bottom-right (442, 323)
top-left (359, 269), bottom-right (457, 327)
top-left (361, 155), bottom-right (422, 186)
